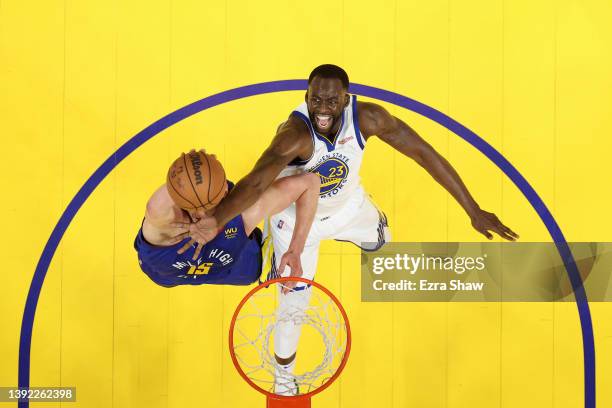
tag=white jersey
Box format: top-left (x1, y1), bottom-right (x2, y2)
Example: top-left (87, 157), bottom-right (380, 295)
top-left (279, 95), bottom-right (366, 218)
top-left (265, 94), bottom-right (391, 284)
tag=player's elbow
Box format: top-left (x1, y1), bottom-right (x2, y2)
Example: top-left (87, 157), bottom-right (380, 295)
top-left (411, 143), bottom-right (438, 168)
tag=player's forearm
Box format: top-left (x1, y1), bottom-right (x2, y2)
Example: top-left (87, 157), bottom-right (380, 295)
top-left (383, 124), bottom-right (481, 218)
top-left (378, 116), bottom-right (480, 218)
top-left (215, 142), bottom-right (298, 227)
top-left (214, 176), bottom-right (268, 227)
top-left (419, 148), bottom-right (480, 218)
top-left (287, 175), bottom-right (320, 253)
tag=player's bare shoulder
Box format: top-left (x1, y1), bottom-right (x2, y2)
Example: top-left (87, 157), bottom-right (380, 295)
top-left (143, 185), bottom-right (188, 245)
top-left (145, 185), bottom-right (176, 224)
top-left (278, 114), bottom-right (311, 143)
top-left (356, 101), bottom-right (396, 140)
top-left (270, 114), bottom-right (313, 162)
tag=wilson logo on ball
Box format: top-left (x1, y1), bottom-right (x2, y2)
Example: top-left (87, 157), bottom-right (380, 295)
top-left (189, 152), bottom-right (204, 185)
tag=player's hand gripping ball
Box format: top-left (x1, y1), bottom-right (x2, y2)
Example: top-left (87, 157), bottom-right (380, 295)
top-left (166, 149), bottom-right (227, 211)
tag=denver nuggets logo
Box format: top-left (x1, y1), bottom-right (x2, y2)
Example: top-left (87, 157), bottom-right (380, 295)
top-left (310, 157), bottom-right (349, 197)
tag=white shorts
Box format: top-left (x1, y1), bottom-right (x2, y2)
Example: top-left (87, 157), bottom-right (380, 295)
top-left (264, 186), bottom-right (391, 285)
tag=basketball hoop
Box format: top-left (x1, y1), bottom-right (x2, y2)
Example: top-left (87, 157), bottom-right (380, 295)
top-left (229, 277), bottom-right (351, 408)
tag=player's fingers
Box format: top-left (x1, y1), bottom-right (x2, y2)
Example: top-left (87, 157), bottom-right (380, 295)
top-left (194, 218), bottom-right (214, 230)
top-left (282, 260), bottom-right (302, 294)
top-left (189, 229), bottom-right (215, 245)
top-left (503, 225), bottom-right (520, 239)
top-left (170, 222), bottom-right (190, 229)
top-left (491, 223), bottom-right (517, 241)
top-left (498, 225), bottom-right (516, 239)
top-left (192, 234), bottom-right (208, 245)
top-left (290, 262), bottom-right (303, 278)
top-left (479, 228), bottom-right (493, 240)
top-left (278, 258), bottom-right (288, 276)
top-left (189, 225), bottom-right (211, 241)
top-left (278, 257), bottom-right (291, 293)
top-left (192, 243), bottom-right (204, 261)
top-left (499, 230), bottom-right (516, 241)
top-left (282, 280), bottom-right (297, 295)
top-left (202, 234), bottom-right (216, 244)
top-left (177, 238), bottom-right (195, 254)
top-left (167, 232), bottom-right (189, 244)
top-left (188, 224), bottom-right (202, 237)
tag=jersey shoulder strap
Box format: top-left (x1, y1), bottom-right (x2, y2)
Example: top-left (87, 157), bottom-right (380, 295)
top-left (350, 95), bottom-right (366, 149)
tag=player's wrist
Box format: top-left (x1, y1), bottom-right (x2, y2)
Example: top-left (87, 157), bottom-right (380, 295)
top-left (287, 242), bottom-right (305, 255)
top-left (465, 202), bottom-right (481, 219)
top-left (213, 209), bottom-right (228, 228)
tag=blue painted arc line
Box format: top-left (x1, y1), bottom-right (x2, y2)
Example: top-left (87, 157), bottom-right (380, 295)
top-left (18, 79), bottom-right (595, 408)
top-left (350, 83), bottom-right (595, 407)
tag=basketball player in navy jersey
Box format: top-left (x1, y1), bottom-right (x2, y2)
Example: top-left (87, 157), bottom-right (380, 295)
top-left (135, 152), bottom-right (320, 289)
top-left (176, 65), bottom-right (518, 395)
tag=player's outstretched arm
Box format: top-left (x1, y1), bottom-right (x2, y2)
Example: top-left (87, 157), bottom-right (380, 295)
top-left (358, 102), bottom-right (519, 241)
top-left (242, 172), bottom-right (320, 246)
top-left (182, 119), bottom-right (312, 246)
top-left (242, 173), bottom-right (320, 292)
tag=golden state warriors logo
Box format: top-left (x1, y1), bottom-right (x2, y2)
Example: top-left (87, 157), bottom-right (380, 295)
top-left (310, 155), bottom-right (350, 198)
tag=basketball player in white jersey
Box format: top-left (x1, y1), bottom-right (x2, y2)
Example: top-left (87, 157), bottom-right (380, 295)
top-left (177, 64), bottom-right (518, 394)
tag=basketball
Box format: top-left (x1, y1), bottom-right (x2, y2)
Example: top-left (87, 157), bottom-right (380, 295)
top-left (166, 150), bottom-right (227, 210)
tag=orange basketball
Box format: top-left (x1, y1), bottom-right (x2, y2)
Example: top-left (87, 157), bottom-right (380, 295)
top-left (166, 150), bottom-right (227, 210)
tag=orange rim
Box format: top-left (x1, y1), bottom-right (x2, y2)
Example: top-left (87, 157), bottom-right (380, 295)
top-left (228, 277), bottom-right (351, 401)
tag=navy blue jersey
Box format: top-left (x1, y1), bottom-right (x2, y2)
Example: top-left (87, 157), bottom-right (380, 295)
top-left (134, 187), bottom-right (262, 287)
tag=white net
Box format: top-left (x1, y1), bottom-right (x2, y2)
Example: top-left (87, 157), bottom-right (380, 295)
top-left (231, 279), bottom-right (349, 396)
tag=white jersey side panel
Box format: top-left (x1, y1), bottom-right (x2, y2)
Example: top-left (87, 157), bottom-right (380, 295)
top-left (278, 95), bottom-right (367, 219)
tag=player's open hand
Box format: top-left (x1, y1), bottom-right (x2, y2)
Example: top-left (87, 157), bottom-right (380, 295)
top-left (191, 215), bottom-right (219, 242)
top-left (470, 209), bottom-right (519, 241)
top-left (174, 238), bottom-right (205, 261)
top-left (174, 211), bottom-right (221, 259)
top-left (278, 250), bottom-right (303, 294)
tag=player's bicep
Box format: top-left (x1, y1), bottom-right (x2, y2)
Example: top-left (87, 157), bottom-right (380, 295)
top-left (268, 121), bottom-right (310, 163)
top-left (359, 102), bottom-right (398, 138)
top-left (361, 102), bottom-right (433, 163)
top-left (243, 121), bottom-right (309, 189)
top-left (144, 186), bottom-right (175, 227)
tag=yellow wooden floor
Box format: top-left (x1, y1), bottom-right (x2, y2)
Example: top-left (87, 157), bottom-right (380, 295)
top-left (2, 0), bottom-right (612, 407)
